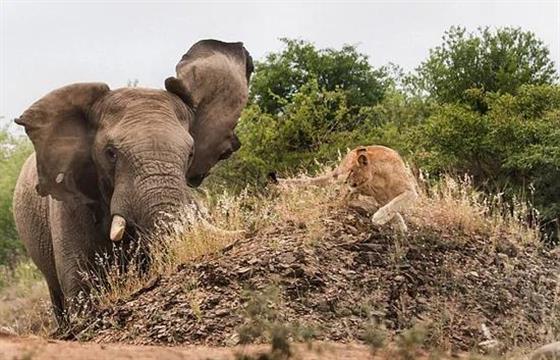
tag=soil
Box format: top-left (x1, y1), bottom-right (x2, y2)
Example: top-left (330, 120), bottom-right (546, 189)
top-left (0, 333), bottom-right (446, 360)
top-left (75, 207), bottom-right (559, 352)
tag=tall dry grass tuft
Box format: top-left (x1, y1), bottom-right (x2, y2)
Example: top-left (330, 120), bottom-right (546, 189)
top-left (87, 200), bottom-right (247, 308)
top-left (88, 182), bottom-right (339, 309)
top-left (0, 261), bottom-right (52, 335)
top-left (409, 173), bottom-right (540, 245)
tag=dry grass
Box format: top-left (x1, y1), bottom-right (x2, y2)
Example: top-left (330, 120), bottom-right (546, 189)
top-left (89, 184), bottom-right (338, 308)
top-left (0, 260), bottom-right (52, 335)
top-left (409, 173), bottom-right (540, 245)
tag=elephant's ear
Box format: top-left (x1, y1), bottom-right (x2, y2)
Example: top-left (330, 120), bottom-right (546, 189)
top-left (164, 40), bottom-right (254, 186)
top-left (164, 39), bottom-right (253, 113)
top-left (15, 83), bottom-right (110, 203)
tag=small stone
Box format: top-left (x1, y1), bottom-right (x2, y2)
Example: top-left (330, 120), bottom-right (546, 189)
top-left (237, 267), bottom-right (252, 274)
top-left (214, 309), bottom-right (229, 317)
top-left (467, 271), bottom-right (479, 278)
top-left (0, 326), bottom-right (16, 336)
top-left (478, 339), bottom-right (500, 352)
top-left (225, 333), bottom-right (240, 347)
top-left (247, 257), bottom-right (259, 265)
top-left (346, 225), bottom-right (359, 234)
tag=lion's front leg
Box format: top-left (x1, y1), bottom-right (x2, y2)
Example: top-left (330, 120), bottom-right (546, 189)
top-left (371, 190), bottom-right (417, 230)
top-left (393, 213), bottom-right (408, 234)
top-left (371, 206), bottom-right (394, 225)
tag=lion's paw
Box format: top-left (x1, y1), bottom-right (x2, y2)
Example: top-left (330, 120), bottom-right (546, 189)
top-left (372, 208), bottom-right (391, 225)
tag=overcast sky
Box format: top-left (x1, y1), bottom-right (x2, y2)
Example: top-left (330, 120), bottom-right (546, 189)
top-left (1, 1), bottom-right (559, 125)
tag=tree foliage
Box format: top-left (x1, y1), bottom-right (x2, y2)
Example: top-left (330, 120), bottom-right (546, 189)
top-left (415, 85), bottom-right (560, 222)
top-left (0, 129), bottom-right (32, 264)
top-left (411, 26), bottom-right (558, 110)
top-left (250, 38), bottom-right (390, 114)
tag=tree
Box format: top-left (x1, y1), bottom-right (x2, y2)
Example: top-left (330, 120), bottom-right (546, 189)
top-left (0, 129), bottom-right (32, 264)
top-left (250, 38), bottom-right (390, 114)
top-left (414, 84), bottom-right (560, 239)
top-left (412, 26), bottom-right (558, 111)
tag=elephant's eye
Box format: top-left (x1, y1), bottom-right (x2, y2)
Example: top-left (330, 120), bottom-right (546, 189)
top-left (105, 146), bottom-right (117, 163)
top-left (218, 149), bottom-right (233, 161)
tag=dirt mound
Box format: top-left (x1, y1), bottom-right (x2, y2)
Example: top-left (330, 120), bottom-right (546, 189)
top-left (78, 207), bottom-right (558, 351)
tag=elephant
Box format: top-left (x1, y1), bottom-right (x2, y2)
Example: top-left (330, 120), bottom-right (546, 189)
top-left (12, 39), bottom-right (254, 327)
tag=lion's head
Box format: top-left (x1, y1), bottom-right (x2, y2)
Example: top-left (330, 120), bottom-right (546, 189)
top-left (345, 149), bottom-right (372, 189)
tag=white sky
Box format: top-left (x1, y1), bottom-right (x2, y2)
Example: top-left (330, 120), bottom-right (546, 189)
top-left (1, 1), bottom-right (559, 125)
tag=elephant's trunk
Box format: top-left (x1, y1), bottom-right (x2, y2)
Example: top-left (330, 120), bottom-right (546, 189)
top-left (105, 133), bottom-right (195, 242)
top-left (138, 176), bottom-right (190, 223)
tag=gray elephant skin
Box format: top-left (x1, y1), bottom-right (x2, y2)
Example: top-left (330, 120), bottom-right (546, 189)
top-left (12, 39), bottom-right (253, 326)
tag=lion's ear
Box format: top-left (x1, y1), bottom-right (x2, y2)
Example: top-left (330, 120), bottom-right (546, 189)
top-left (357, 154), bottom-right (369, 166)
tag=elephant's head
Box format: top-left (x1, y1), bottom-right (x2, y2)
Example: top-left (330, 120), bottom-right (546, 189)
top-left (165, 39), bottom-right (253, 187)
top-left (16, 39), bottom-right (253, 241)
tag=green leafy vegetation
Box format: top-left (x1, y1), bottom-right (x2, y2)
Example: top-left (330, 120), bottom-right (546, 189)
top-left (410, 26), bottom-right (558, 110)
top-left (0, 128), bottom-right (32, 265)
top-left (250, 38), bottom-right (390, 115)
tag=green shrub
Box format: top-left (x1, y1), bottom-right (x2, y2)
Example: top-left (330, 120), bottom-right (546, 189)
top-left (251, 38), bottom-right (390, 114)
top-left (413, 85), bottom-right (560, 238)
top-left (410, 26), bottom-right (558, 110)
top-left (0, 129), bottom-right (32, 264)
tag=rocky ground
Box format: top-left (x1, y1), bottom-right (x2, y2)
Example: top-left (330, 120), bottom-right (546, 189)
top-left (73, 205), bottom-right (559, 354)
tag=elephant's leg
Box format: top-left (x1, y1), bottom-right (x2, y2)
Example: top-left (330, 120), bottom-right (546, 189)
top-left (46, 276), bottom-right (66, 325)
top-left (45, 281), bottom-right (74, 339)
top-left (13, 155), bottom-right (66, 327)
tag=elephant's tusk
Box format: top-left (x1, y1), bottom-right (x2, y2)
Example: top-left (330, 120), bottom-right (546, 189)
top-left (199, 218), bottom-right (245, 237)
top-left (109, 215), bottom-right (126, 242)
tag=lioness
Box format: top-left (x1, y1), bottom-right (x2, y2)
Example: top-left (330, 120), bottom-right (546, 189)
top-left (273, 145), bottom-right (417, 233)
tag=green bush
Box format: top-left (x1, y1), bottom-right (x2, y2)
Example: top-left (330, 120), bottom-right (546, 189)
top-left (410, 26), bottom-right (558, 111)
top-left (212, 81), bottom-right (434, 189)
top-left (251, 38), bottom-right (390, 115)
top-left (0, 129), bottom-right (32, 265)
top-left (213, 39), bottom-right (395, 189)
top-left (213, 81), bottom-right (355, 187)
top-left (412, 85), bottom-right (560, 235)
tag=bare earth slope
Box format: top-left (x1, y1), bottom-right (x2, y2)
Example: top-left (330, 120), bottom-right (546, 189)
top-left (0, 334), bottom-right (381, 360)
top-left (77, 206), bottom-right (559, 352)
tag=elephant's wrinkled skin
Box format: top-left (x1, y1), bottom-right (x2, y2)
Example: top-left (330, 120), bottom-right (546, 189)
top-left (12, 40), bottom-right (253, 325)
